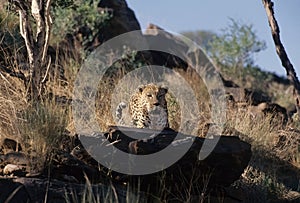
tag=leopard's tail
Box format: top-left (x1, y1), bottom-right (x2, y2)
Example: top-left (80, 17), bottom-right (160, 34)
top-left (115, 102), bottom-right (127, 125)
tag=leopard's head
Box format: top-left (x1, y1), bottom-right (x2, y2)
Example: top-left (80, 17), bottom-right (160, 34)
top-left (139, 83), bottom-right (168, 113)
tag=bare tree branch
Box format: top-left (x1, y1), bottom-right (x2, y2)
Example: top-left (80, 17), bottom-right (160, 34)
top-left (43, 0), bottom-right (52, 63)
top-left (12, 0), bottom-right (52, 101)
top-left (262, 0), bottom-right (300, 117)
top-left (17, 6), bottom-right (34, 68)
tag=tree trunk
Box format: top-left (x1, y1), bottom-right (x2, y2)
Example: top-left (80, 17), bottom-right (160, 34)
top-left (262, 0), bottom-right (300, 117)
top-left (14, 0), bottom-right (52, 101)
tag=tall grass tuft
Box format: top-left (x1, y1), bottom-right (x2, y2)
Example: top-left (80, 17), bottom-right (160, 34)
top-left (16, 101), bottom-right (69, 171)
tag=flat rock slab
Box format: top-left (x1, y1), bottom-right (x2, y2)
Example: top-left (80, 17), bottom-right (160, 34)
top-left (78, 126), bottom-right (252, 191)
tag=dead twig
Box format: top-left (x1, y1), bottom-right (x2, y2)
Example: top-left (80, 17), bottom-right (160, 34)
top-left (262, 0), bottom-right (300, 117)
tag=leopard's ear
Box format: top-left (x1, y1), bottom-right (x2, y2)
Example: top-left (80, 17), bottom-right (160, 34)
top-left (138, 84), bottom-right (145, 93)
top-left (160, 86), bottom-right (168, 94)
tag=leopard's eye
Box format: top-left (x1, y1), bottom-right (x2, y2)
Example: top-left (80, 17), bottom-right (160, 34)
top-left (147, 93), bottom-right (152, 98)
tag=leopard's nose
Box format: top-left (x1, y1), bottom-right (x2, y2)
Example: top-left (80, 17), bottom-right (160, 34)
top-left (153, 102), bottom-right (159, 106)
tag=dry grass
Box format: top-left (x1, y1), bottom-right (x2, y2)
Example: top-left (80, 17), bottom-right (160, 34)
top-left (224, 103), bottom-right (300, 201)
top-left (94, 66), bottom-right (212, 133)
top-left (16, 102), bottom-right (69, 170)
top-left (0, 73), bottom-right (72, 171)
top-left (0, 73), bottom-right (26, 138)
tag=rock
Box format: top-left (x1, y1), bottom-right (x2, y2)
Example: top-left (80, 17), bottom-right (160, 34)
top-left (225, 87), bottom-right (271, 105)
top-left (247, 102), bottom-right (288, 126)
top-left (50, 151), bottom-right (102, 183)
top-left (95, 0), bottom-right (142, 45)
top-left (3, 164), bottom-right (26, 176)
top-left (258, 102), bottom-right (288, 123)
top-left (79, 126), bottom-right (252, 196)
top-left (0, 152), bottom-right (29, 165)
top-left (0, 152), bottom-right (30, 176)
top-left (143, 23), bottom-right (189, 69)
top-left (1, 138), bottom-right (22, 153)
top-left (0, 179), bottom-right (31, 203)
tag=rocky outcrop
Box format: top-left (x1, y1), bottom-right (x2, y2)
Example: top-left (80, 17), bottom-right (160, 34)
top-left (143, 23), bottom-right (189, 69)
top-left (250, 102), bottom-right (288, 124)
top-left (94, 0), bottom-right (142, 47)
top-left (225, 87), bottom-right (271, 105)
top-left (101, 126), bottom-right (252, 191)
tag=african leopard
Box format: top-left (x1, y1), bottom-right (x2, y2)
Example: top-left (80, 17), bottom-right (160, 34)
top-left (116, 83), bottom-right (169, 130)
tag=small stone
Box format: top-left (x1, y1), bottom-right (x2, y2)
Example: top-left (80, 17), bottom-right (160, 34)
top-left (3, 164), bottom-right (25, 175)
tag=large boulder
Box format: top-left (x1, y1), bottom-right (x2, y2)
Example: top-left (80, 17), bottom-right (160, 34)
top-left (79, 126), bottom-right (252, 195)
top-left (225, 86), bottom-right (271, 105)
top-left (95, 0), bottom-right (142, 46)
top-left (143, 23), bottom-right (189, 69)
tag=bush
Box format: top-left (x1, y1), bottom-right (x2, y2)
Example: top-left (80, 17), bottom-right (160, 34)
top-left (52, 0), bottom-right (112, 47)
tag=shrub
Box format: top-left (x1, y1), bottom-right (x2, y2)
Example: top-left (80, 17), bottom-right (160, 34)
top-left (51, 0), bottom-right (112, 47)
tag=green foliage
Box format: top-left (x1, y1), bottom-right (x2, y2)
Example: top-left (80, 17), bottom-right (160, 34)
top-left (0, 5), bottom-right (27, 72)
top-left (182, 19), bottom-right (268, 88)
top-left (52, 0), bottom-right (112, 45)
top-left (52, 0), bottom-right (74, 8)
top-left (0, 5), bottom-right (23, 50)
top-left (182, 20), bottom-right (285, 101)
top-left (209, 18), bottom-right (266, 69)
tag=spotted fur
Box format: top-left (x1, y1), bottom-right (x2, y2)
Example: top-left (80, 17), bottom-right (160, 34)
top-left (129, 83), bottom-right (169, 130)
